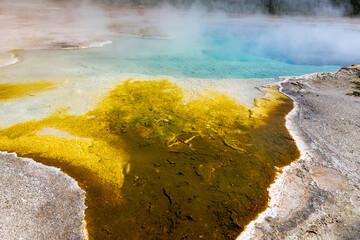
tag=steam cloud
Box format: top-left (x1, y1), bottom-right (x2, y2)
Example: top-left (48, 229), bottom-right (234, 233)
top-left (1, 0), bottom-right (360, 67)
top-left (93, 0), bottom-right (357, 16)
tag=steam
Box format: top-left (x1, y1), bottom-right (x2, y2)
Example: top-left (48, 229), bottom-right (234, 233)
top-left (1, 0), bottom-right (360, 67)
top-left (93, 0), bottom-right (352, 16)
top-left (0, 0), bottom-right (112, 51)
top-left (107, 3), bottom-right (360, 66)
top-left (202, 17), bottom-right (360, 66)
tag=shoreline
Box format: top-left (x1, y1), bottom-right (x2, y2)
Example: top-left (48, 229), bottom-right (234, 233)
top-left (0, 40), bottom-right (110, 240)
top-left (238, 66), bottom-right (360, 239)
top-left (237, 74), bottom-right (317, 239)
top-left (0, 39), bottom-right (112, 84)
top-left (0, 151), bottom-right (88, 240)
top-left (0, 52), bottom-right (19, 68)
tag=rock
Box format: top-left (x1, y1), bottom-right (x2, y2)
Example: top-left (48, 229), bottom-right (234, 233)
top-left (0, 152), bottom-right (87, 240)
top-left (239, 67), bottom-right (360, 240)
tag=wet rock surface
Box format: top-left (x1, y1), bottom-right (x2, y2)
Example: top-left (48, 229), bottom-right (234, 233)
top-left (0, 152), bottom-right (87, 240)
top-left (239, 65), bottom-right (360, 239)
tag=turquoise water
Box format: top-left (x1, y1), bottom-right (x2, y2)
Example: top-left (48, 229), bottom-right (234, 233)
top-left (4, 19), bottom-right (360, 82)
top-left (83, 36), bottom-right (341, 79)
top-left (3, 36), bottom-right (340, 81)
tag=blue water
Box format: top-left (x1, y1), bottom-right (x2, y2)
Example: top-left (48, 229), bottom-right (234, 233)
top-left (73, 35), bottom-right (341, 79)
top-left (4, 19), bottom-right (360, 81)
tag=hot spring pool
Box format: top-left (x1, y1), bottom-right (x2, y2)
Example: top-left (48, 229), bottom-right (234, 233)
top-left (4, 17), bottom-right (360, 83)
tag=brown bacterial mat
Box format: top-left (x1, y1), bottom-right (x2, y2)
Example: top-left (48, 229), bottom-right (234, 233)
top-left (0, 79), bottom-right (299, 239)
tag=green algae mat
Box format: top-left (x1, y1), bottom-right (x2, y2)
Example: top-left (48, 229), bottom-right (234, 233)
top-left (0, 79), bottom-right (299, 239)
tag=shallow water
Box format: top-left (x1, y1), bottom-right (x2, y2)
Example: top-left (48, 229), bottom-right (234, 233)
top-left (4, 17), bottom-right (360, 84)
top-left (1, 36), bottom-right (341, 82)
top-left (0, 80), bottom-right (300, 239)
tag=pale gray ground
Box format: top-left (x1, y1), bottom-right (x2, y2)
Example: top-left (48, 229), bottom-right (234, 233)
top-left (240, 65), bottom-right (360, 240)
top-left (0, 152), bottom-right (87, 240)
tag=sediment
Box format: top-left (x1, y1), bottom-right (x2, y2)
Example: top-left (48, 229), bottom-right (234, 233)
top-left (239, 65), bottom-right (360, 239)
